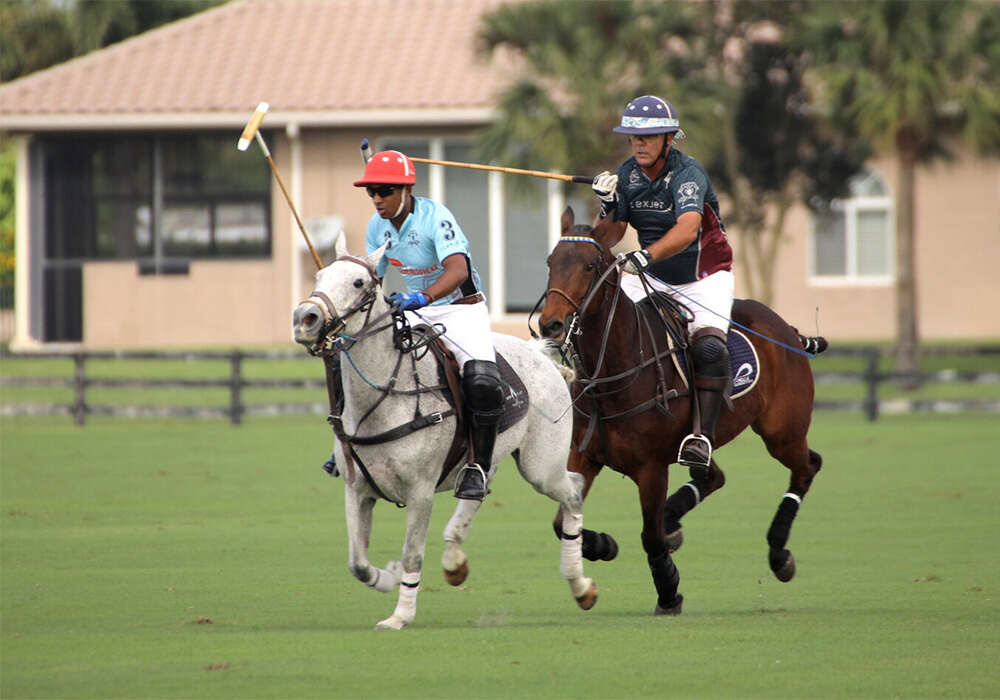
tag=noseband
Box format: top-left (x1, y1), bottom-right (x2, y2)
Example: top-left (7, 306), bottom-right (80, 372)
top-left (301, 255), bottom-right (388, 354)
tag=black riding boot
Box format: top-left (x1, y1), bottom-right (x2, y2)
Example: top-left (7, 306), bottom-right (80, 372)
top-left (322, 355), bottom-right (344, 477)
top-left (678, 329), bottom-right (730, 480)
top-left (455, 360), bottom-right (505, 501)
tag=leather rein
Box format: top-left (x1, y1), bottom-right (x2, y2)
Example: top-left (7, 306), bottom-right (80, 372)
top-left (303, 255), bottom-right (460, 505)
top-left (545, 236), bottom-right (690, 451)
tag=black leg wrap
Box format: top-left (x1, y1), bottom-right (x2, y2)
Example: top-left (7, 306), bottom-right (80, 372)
top-left (664, 481), bottom-right (700, 530)
top-left (766, 495), bottom-right (801, 550)
top-left (582, 529), bottom-right (618, 562)
top-left (648, 550), bottom-right (681, 609)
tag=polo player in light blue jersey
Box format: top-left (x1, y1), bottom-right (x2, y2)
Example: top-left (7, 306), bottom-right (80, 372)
top-left (351, 150), bottom-right (502, 501)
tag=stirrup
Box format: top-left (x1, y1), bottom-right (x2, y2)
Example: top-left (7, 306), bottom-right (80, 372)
top-left (454, 463), bottom-right (488, 501)
top-left (677, 434), bottom-right (712, 478)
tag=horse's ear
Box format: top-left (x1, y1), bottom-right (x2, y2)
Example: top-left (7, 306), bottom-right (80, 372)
top-left (365, 240), bottom-right (389, 270)
top-left (560, 206), bottom-right (574, 236)
top-left (591, 216), bottom-right (627, 249)
top-left (333, 229), bottom-right (349, 259)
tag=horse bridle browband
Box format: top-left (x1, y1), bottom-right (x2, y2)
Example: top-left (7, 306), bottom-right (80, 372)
top-left (302, 255), bottom-right (392, 355)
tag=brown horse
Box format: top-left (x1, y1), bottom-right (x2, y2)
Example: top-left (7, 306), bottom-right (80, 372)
top-left (538, 208), bottom-right (826, 615)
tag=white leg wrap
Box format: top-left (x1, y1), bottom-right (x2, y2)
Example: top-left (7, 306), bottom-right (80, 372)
top-left (560, 511), bottom-right (585, 583)
top-left (783, 492), bottom-right (803, 505)
top-left (365, 565), bottom-right (400, 593)
top-left (391, 571), bottom-right (421, 623)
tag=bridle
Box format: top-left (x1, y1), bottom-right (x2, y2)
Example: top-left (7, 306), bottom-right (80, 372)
top-left (301, 255), bottom-right (394, 356)
top-left (540, 235), bottom-right (624, 378)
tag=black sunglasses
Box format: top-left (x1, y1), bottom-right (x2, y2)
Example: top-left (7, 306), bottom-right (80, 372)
top-left (365, 185), bottom-right (402, 198)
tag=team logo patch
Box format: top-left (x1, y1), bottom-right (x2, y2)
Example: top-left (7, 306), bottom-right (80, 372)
top-left (676, 328), bottom-right (759, 399)
top-left (628, 170), bottom-right (642, 186)
top-left (677, 181), bottom-right (700, 205)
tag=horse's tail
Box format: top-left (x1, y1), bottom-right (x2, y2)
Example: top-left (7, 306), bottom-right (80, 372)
top-left (797, 333), bottom-right (828, 355)
top-left (528, 337), bottom-right (576, 382)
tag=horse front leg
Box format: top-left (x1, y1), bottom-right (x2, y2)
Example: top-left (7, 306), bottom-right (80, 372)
top-left (441, 498), bottom-right (484, 586)
top-left (558, 473), bottom-right (598, 609)
top-left (636, 465), bottom-right (683, 616)
top-left (345, 487), bottom-right (400, 594)
top-left (553, 452), bottom-right (617, 562)
top-left (376, 484), bottom-right (435, 630)
top-left (663, 458), bottom-right (727, 552)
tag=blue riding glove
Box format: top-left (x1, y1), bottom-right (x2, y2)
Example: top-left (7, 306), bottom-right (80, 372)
top-left (389, 291), bottom-right (429, 311)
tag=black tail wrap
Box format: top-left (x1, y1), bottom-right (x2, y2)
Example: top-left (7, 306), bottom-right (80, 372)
top-left (648, 550), bottom-right (680, 608)
top-left (766, 495), bottom-right (801, 550)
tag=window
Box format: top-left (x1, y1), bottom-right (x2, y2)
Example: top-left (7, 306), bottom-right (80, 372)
top-left (377, 136), bottom-right (566, 313)
top-left (41, 133), bottom-right (271, 265)
top-left (811, 169), bottom-right (892, 283)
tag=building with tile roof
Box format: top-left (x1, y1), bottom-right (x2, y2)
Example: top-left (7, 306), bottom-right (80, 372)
top-left (1, 0), bottom-right (997, 349)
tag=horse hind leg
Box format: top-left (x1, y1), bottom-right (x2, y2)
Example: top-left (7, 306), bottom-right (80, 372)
top-left (762, 438), bottom-right (823, 583)
top-left (663, 459), bottom-right (726, 552)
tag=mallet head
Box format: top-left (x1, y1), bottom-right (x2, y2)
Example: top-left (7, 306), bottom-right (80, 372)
top-left (238, 102), bottom-right (270, 151)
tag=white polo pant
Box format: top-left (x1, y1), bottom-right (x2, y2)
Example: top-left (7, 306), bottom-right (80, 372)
top-left (620, 269), bottom-right (734, 334)
top-left (405, 301), bottom-right (495, 368)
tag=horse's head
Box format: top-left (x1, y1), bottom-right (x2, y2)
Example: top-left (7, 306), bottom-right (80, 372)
top-left (538, 207), bottom-right (617, 343)
top-left (292, 233), bottom-right (388, 351)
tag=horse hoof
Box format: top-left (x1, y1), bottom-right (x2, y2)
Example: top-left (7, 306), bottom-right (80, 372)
top-left (769, 549), bottom-right (796, 582)
top-left (374, 615), bottom-right (407, 631)
top-left (654, 594), bottom-right (683, 616)
top-left (443, 560), bottom-right (469, 586)
top-left (575, 582), bottom-right (599, 610)
top-left (665, 527), bottom-right (684, 553)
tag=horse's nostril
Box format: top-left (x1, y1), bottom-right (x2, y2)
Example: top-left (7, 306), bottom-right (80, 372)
top-left (304, 312), bottom-right (318, 326)
top-left (541, 321), bottom-right (564, 338)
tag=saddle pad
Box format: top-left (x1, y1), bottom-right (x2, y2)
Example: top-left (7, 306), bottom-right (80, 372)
top-left (433, 351), bottom-right (530, 434)
top-left (496, 352), bottom-right (530, 434)
top-left (674, 328), bottom-right (760, 400)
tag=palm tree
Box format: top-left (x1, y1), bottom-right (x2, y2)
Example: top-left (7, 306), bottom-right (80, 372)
top-left (803, 0), bottom-right (1000, 385)
top-left (477, 0), bottom-right (868, 305)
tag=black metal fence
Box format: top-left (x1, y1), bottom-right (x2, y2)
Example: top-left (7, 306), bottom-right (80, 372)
top-left (1, 346), bottom-right (998, 425)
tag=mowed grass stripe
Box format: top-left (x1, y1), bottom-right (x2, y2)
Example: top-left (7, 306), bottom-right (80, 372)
top-left (2, 414), bottom-right (998, 699)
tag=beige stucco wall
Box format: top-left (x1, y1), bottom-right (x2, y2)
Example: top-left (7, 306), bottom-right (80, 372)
top-left (739, 144), bottom-right (1000, 342)
top-left (67, 132), bottom-right (1000, 348)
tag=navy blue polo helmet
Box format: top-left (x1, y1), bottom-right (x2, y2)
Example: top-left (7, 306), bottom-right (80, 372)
top-left (612, 95), bottom-right (686, 139)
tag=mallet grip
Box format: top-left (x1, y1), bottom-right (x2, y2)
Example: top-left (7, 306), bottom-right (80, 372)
top-left (238, 102), bottom-right (270, 151)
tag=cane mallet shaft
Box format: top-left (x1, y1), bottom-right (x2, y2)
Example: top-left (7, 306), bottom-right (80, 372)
top-left (407, 156), bottom-right (593, 183)
top-left (237, 102), bottom-right (323, 270)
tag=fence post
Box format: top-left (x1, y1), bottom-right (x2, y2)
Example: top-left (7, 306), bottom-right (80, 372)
top-left (864, 348), bottom-right (880, 422)
top-left (230, 351), bottom-right (244, 425)
top-left (73, 352), bottom-right (86, 426)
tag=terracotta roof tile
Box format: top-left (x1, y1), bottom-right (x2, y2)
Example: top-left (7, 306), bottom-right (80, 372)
top-left (0, 0), bottom-right (522, 124)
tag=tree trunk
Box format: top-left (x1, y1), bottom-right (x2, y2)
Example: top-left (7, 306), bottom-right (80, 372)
top-left (894, 142), bottom-right (920, 389)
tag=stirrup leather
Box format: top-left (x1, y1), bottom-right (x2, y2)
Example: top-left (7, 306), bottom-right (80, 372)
top-left (677, 433), bottom-right (712, 468)
top-left (454, 463), bottom-right (489, 500)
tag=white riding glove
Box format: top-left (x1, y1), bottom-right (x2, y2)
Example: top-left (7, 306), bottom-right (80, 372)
top-left (592, 171), bottom-right (618, 204)
top-left (617, 249), bottom-right (653, 275)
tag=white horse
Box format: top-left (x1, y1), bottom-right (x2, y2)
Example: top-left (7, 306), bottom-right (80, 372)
top-left (291, 237), bottom-right (597, 630)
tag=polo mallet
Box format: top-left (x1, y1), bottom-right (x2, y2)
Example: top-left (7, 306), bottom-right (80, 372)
top-left (410, 156), bottom-right (594, 183)
top-left (238, 102), bottom-right (323, 270)
top-left (358, 139), bottom-right (593, 183)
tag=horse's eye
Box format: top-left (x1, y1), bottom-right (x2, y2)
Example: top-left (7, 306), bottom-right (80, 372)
top-left (585, 263), bottom-right (595, 272)
top-left (354, 279), bottom-right (364, 288)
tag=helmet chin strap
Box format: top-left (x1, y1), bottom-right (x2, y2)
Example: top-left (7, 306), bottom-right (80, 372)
top-left (392, 189), bottom-right (409, 219)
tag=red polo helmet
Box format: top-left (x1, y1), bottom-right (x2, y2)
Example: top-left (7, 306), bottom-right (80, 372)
top-left (353, 150), bottom-right (417, 186)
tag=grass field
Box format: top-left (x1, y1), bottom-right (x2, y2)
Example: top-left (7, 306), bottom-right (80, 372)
top-left (2, 412), bottom-right (999, 699)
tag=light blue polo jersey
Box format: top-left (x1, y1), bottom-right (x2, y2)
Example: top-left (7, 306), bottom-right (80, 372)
top-left (365, 196), bottom-right (483, 305)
